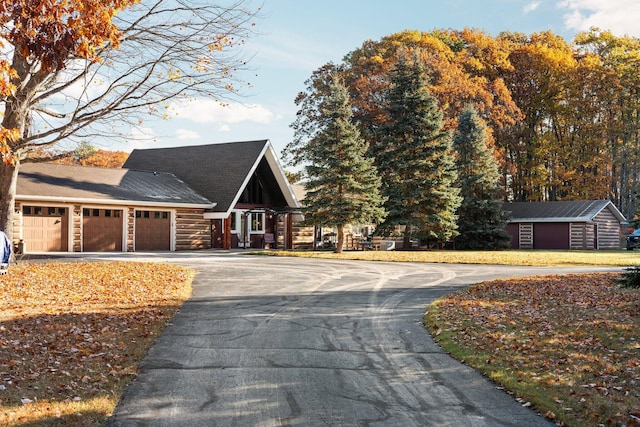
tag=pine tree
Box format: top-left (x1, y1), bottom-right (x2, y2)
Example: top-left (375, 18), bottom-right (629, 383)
top-left (374, 53), bottom-right (461, 248)
top-left (297, 75), bottom-right (386, 253)
top-left (453, 106), bottom-right (511, 249)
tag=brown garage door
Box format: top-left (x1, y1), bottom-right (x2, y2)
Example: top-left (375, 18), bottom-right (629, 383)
top-left (22, 206), bottom-right (69, 252)
top-left (83, 208), bottom-right (124, 251)
top-left (135, 210), bottom-right (171, 250)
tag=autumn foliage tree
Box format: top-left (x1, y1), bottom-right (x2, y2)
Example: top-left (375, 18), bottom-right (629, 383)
top-left (0, 0), bottom-right (259, 242)
top-left (294, 27), bottom-right (640, 225)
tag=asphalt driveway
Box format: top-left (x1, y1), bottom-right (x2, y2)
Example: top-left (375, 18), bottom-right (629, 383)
top-left (73, 251), bottom-right (616, 426)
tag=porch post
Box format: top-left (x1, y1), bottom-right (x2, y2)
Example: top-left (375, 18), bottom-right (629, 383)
top-left (223, 216), bottom-right (231, 250)
top-left (287, 213), bottom-right (293, 250)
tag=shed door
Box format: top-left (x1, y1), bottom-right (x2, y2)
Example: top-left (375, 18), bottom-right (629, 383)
top-left (135, 210), bottom-right (171, 250)
top-left (22, 206), bottom-right (68, 252)
top-left (83, 208), bottom-right (124, 251)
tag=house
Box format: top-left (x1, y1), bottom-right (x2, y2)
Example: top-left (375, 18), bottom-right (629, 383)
top-left (13, 140), bottom-right (301, 253)
top-left (123, 140), bottom-right (301, 250)
top-left (14, 162), bottom-right (215, 252)
top-left (503, 200), bottom-right (626, 250)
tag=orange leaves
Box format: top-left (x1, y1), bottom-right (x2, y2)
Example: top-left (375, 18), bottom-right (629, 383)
top-left (1, 0), bottom-right (140, 70)
top-left (429, 273), bottom-right (640, 426)
top-left (0, 262), bottom-right (193, 424)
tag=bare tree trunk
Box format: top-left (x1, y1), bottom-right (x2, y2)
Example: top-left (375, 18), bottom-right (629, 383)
top-left (0, 161), bottom-right (18, 243)
top-left (335, 224), bottom-right (344, 254)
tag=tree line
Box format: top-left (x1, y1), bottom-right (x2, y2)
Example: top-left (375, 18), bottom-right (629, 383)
top-left (286, 53), bottom-right (509, 252)
top-left (285, 28), bottom-right (640, 251)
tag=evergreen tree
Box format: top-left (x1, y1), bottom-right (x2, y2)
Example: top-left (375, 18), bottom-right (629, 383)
top-left (453, 106), bottom-right (511, 249)
top-left (293, 75), bottom-right (386, 253)
top-left (374, 53), bottom-right (461, 248)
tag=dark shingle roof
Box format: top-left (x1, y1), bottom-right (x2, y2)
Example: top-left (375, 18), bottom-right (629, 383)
top-left (17, 163), bottom-right (213, 206)
top-left (123, 140), bottom-right (269, 212)
top-left (504, 200), bottom-right (625, 223)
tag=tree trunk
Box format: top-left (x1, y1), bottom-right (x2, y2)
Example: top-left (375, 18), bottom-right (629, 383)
top-left (335, 224), bottom-right (344, 254)
top-left (0, 161), bottom-right (19, 244)
top-left (403, 223), bottom-right (412, 250)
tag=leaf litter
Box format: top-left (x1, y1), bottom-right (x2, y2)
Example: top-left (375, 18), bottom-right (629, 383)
top-left (0, 261), bottom-right (193, 426)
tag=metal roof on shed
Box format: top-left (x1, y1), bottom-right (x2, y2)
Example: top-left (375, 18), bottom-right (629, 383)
top-left (504, 200), bottom-right (626, 223)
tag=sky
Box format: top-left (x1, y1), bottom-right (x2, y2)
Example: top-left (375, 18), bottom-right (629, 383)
top-left (109, 0), bottom-right (640, 165)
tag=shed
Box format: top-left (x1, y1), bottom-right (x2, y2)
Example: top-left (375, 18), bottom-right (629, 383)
top-left (503, 200), bottom-right (626, 250)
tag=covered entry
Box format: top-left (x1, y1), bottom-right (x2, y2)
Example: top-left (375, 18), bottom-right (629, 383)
top-left (22, 206), bottom-right (69, 252)
top-left (135, 210), bottom-right (171, 250)
top-left (83, 208), bottom-right (124, 251)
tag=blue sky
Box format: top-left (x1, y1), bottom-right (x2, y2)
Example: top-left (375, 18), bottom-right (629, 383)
top-left (113, 0), bottom-right (640, 163)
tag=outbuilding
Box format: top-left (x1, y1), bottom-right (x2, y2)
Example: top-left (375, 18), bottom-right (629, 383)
top-left (503, 200), bottom-right (626, 250)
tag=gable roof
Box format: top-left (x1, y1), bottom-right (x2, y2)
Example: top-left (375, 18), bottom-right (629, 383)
top-left (17, 163), bottom-right (214, 208)
top-left (123, 140), bottom-right (300, 215)
top-left (504, 200), bottom-right (626, 223)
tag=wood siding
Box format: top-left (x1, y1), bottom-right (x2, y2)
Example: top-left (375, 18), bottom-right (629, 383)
top-left (570, 223), bottom-right (595, 250)
top-left (519, 223), bottom-right (533, 249)
top-left (175, 209), bottom-right (210, 250)
top-left (593, 207), bottom-right (622, 249)
top-left (15, 200), bottom-right (211, 252)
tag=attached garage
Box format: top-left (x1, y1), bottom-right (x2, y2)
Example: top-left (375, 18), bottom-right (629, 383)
top-left (135, 210), bottom-right (171, 250)
top-left (15, 163), bottom-right (214, 253)
top-left (21, 206), bottom-right (69, 252)
top-left (82, 208), bottom-right (124, 251)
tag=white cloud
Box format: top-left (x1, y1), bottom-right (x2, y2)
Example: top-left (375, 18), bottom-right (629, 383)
top-left (524, 1), bottom-right (541, 13)
top-left (557, 0), bottom-right (640, 36)
top-left (218, 125), bottom-right (231, 132)
top-left (125, 125), bottom-right (157, 150)
top-left (169, 98), bottom-right (275, 125)
top-left (175, 129), bottom-right (200, 140)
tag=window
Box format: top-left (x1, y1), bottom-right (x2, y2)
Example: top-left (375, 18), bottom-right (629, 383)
top-left (24, 206), bottom-right (32, 215)
top-left (250, 212), bottom-right (264, 232)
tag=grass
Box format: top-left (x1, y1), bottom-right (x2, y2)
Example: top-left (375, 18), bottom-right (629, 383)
top-left (425, 273), bottom-right (640, 426)
top-left (254, 248), bottom-right (640, 266)
top-left (0, 262), bottom-right (194, 426)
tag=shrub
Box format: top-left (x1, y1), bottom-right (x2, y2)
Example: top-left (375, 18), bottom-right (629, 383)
top-left (614, 265), bottom-right (640, 288)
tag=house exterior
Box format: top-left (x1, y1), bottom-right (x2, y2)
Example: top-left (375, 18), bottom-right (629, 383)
top-left (14, 162), bottom-right (214, 252)
top-left (123, 140), bottom-right (301, 250)
top-left (12, 140), bottom-right (301, 253)
top-left (503, 200), bottom-right (626, 250)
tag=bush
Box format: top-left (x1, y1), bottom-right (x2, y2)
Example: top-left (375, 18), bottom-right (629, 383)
top-left (614, 265), bottom-right (640, 288)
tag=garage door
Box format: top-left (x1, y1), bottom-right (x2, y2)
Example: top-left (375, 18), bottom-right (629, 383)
top-left (83, 208), bottom-right (124, 251)
top-left (135, 210), bottom-right (171, 250)
top-left (22, 206), bottom-right (69, 252)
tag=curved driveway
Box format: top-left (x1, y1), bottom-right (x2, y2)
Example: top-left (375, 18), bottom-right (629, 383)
top-left (91, 251), bottom-right (616, 426)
